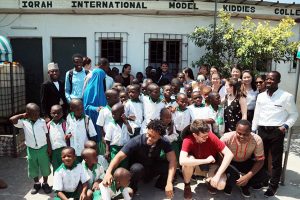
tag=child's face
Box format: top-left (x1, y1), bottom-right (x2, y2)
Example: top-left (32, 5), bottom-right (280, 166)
top-left (177, 95), bottom-right (188, 110)
top-left (163, 86), bottom-right (172, 98)
top-left (50, 107), bottom-right (63, 121)
top-left (112, 107), bottom-right (124, 121)
top-left (70, 103), bottom-right (83, 118)
top-left (171, 83), bottom-right (180, 94)
top-left (107, 94), bottom-right (119, 107)
top-left (119, 92), bottom-right (128, 103)
top-left (48, 69), bottom-right (60, 81)
top-left (177, 73), bottom-right (185, 84)
top-left (161, 111), bottom-right (172, 126)
top-left (149, 87), bottom-right (160, 101)
top-left (120, 175), bottom-right (131, 188)
top-left (61, 149), bottom-right (76, 168)
top-left (26, 108), bottom-right (40, 122)
top-left (84, 152), bottom-right (98, 167)
top-left (192, 92), bottom-right (202, 106)
top-left (141, 85), bottom-right (147, 95)
top-left (211, 94), bottom-right (221, 106)
top-left (128, 88), bottom-right (140, 100)
top-left (184, 85), bottom-right (192, 97)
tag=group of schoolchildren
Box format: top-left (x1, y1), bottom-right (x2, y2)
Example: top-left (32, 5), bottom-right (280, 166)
top-left (10, 67), bottom-right (226, 200)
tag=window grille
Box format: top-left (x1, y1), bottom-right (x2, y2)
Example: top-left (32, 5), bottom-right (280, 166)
top-left (288, 53), bottom-right (298, 73)
top-left (95, 32), bottom-right (128, 67)
top-left (144, 33), bottom-right (188, 75)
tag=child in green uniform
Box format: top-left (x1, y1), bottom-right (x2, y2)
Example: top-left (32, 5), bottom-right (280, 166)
top-left (10, 103), bottom-right (52, 194)
top-left (47, 105), bottom-right (67, 172)
top-left (97, 167), bottom-right (133, 200)
top-left (53, 147), bottom-right (89, 200)
top-left (81, 148), bottom-right (105, 200)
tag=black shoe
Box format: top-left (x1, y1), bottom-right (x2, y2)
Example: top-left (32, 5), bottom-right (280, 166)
top-left (252, 183), bottom-right (263, 190)
top-left (42, 183), bottom-right (52, 194)
top-left (224, 185), bottom-right (232, 196)
top-left (31, 183), bottom-right (41, 194)
top-left (206, 181), bottom-right (217, 195)
top-left (264, 186), bottom-right (277, 198)
top-left (241, 186), bottom-right (251, 198)
top-left (262, 180), bottom-right (269, 188)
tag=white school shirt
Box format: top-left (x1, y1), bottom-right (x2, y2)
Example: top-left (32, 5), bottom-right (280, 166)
top-left (104, 120), bottom-right (131, 146)
top-left (172, 108), bottom-right (191, 132)
top-left (96, 105), bottom-right (112, 127)
top-left (164, 124), bottom-right (179, 143)
top-left (53, 163), bottom-right (90, 192)
top-left (124, 100), bottom-right (143, 129)
top-left (14, 118), bottom-right (48, 149)
top-left (188, 104), bottom-right (215, 121)
top-left (48, 120), bottom-right (67, 150)
top-left (66, 113), bottom-right (97, 156)
top-left (252, 89), bottom-right (298, 130)
top-left (142, 95), bottom-right (165, 123)
top-left (99, 182), bottom-right (131, 200)
top-left (82, 162), bottom-right (105, 189)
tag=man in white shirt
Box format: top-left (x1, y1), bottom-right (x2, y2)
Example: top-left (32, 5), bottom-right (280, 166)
top-left (252, 71), bottom-right (298, 197)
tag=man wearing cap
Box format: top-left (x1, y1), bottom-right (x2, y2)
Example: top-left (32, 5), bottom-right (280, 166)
top-left (40, 62), bottom-right (68, 121)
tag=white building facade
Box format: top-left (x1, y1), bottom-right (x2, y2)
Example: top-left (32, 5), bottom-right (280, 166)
top-left (0, 0), bottom-right (300, 125)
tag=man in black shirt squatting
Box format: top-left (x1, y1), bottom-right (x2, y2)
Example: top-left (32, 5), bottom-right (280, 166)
top-left (102, 119), bottom-right (176, 199)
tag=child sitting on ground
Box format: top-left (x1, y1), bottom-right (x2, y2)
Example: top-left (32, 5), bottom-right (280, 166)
top-left (47, 105), bottom-right (67, 172)
top-left (82, 148), bottom-right (105, 200)
top-left (104, 103), bottom-right (132, 167)
top-left (125, 84), bottom-right (143, 138)
top-left (98, 168), bottom-right (133, 200)
top-left (66, 99), bottom-right (97, 161)
top-left (84, 140), bottom-right (109, 171)
top-left (10, 103), bottom-right (52, 194)
top-left (53, 147), bottom-right (90, 200)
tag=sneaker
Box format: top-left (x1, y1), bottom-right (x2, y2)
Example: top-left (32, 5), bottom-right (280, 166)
top-left (31, 183), bottom-right (41, 194)
top-left (252, 183), bottom-right (263, 190)
top-left (184, 184), bottom-right (192, 199)
top-left (224, 185), bottom-right (232, 196)
top-left (206, 182), bottom-right (217, 195)
top-left (42, 183), bottom-right (52, 194)
top-left (264, 186), bottom-right (277, 198)
top-left (241, 186), bottom-right (251, 198)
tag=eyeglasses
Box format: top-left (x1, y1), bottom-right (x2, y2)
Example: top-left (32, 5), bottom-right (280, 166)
top-left (255, 81), bottom-right (263, 84)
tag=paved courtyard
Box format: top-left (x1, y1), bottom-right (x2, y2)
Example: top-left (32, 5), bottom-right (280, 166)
top-left (1, 136), bottom-right (300, 200)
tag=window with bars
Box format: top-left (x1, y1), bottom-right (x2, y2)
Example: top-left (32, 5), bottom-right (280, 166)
top-left (144, 33), bottom-right (188, 75)
top-left (95, 32), bottom-right (128, 66)
top-left (289, 53), bottom-right (298, 73)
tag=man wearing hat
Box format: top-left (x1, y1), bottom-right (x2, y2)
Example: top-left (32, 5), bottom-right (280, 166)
top-left (40, 62), bottom-right (68, 122)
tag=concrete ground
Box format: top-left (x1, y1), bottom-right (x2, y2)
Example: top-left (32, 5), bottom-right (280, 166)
top-left (1, 136), bottom-right (300, 200)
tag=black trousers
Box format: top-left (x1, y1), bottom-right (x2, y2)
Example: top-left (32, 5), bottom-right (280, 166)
top-left (226, 158), bottom-right (269, 188)
top-left (258, 126), bottom-right (285, 188)
top-left (129, 161), bottom-right (169, 192)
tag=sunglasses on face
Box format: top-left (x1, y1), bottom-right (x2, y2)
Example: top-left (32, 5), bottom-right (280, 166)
top-left (255, 81), bottom-right (263, 84)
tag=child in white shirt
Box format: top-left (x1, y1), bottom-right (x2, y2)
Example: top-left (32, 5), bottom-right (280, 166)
top-left (125, 84), bottom-right (143, 138)
top-left (66, 99), bottom-right (97, 161)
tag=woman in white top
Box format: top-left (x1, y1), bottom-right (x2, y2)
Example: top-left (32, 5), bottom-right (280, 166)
top-left (241, 70), bottom-right (258, 123)
top-left (211, 72), bottom-right (226, 101)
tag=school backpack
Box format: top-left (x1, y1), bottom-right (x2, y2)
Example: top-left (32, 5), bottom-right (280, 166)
top-left (68, 69), bottom-right (89, 93)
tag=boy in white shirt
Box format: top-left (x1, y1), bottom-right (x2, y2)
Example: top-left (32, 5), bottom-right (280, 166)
top-left (10, 103), bottom-right (52, 194)
top-left (141, 83), bottom-right (165, 134)
top-left (125, 84), bottom-right (143, 138)
top-left (97, 167), bottom-right (132, 200)
top-left (96, 89), bottom-right (120, 141)
top-left (81, 148), bottom-right (105, 200)
top-left (104, 103), bottom-right (132, 167)
top-left (172, 93), bottom-right (191, 133)
top-left (188, 91), bottom-right (215, 126)
top-left (66, 99), bottom-right (97, 161)
top-left (53, 147), bottom-right (89, 200)
top-left (84, 140), bottom-right (109, 171)
top-left (47, 105), bottom-right (67, 172)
